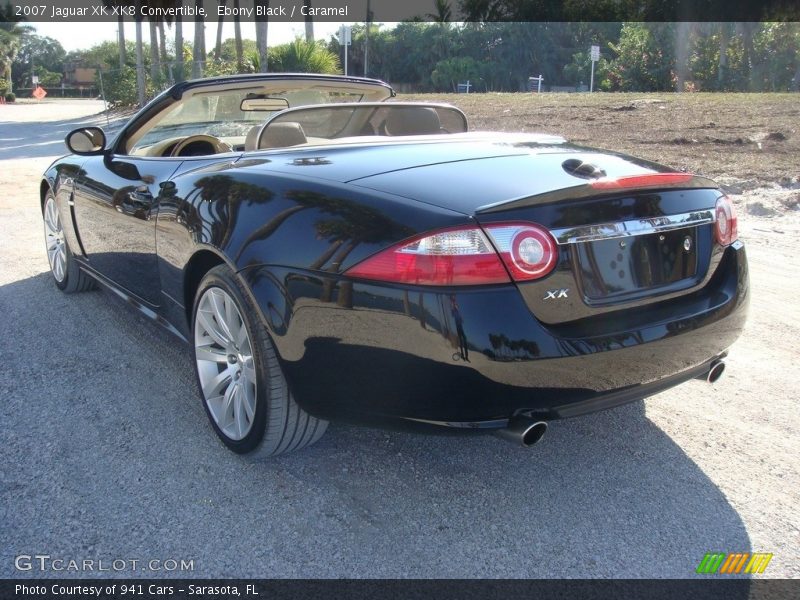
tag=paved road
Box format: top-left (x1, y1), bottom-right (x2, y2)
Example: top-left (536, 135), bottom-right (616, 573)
top-left (1, 100), bottom-right (797, 579)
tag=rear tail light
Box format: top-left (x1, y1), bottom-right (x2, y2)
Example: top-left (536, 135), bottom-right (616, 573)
top-left (344, 222), bottom-right (558, 286)
top-left (482, 223), bottom-right (559, 281)
top-left (714, 195), bottom-right (738, 246)
top-left (589, 172), bottom-right (693, 190)
top-left (344, 226), bottom-right (511, 285)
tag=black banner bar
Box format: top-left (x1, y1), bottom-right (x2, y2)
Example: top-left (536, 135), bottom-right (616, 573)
top-left (3, 0), bottom-right (800, 23)
top-left (2, 579), bottom-right (800, 600)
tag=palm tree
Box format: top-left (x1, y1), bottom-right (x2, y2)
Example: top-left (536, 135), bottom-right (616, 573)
top-left (255, 0), bottom-right (269, 73)
top-left (174, 0), bottom-right (184, 81)
top-left (134, 4), bottom-right (145, 105)
top-left (304, 0), bottom-right (314, 42)
top-left (427, 0), bottom-right (452, 22)
top-left (192, 0), bottom-right (204, 78)
top-left (0, 6), bottom-right (30, 93)
top-left (158, 21), bottom-right (168, 78)
top-left (101, 1), bottom-right (126, 68)
top-left (149, 18), bottom-right (160, 81)
top-left (271, 39), bottom-right (340, 73)
top-left (214, 0), bottom-right (226, 60)
top-left (233, 0), bottom-right (243, 71)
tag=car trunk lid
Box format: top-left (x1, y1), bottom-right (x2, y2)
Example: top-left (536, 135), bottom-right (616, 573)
top-left (345, 141), bottom-right (722, 324)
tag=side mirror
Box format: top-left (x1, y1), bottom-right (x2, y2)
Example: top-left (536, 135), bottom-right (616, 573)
top-left (66, 127), bottom-right (106, 155)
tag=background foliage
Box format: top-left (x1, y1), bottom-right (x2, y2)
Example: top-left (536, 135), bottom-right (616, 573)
top-left (1, 5), bottom-right (798, 106)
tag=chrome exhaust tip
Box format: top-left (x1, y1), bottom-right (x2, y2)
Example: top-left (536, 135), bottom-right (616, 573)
top-left (707, 360), bottom-right (726, 384)
top-left (495, 416), bottom-right (548, 447)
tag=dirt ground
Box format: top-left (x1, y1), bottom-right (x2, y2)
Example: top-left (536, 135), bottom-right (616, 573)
top-left (1, 96), bottom-right (799, 578)
top-left (407, 92), bottom-right (800, 221)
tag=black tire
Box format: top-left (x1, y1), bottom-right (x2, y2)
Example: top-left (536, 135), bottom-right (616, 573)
top-left (42, 191), bottom-right (96, 293)
top-left (191, 264), bottom-right (327, 457)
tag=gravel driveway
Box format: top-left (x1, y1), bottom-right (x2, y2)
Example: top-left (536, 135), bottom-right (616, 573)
top-left (1, 99), bottom-right (798, 578)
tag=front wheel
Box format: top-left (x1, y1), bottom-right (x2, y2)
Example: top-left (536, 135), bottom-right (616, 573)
top-left (192, 265), bottom-right (327, 457)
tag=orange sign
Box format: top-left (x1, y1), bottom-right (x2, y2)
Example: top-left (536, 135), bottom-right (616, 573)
top-left (32, 86), bottom-right (47, 100)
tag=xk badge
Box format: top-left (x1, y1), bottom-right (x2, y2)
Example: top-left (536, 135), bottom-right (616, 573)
top-left (544, 289), bottom-right (569, 300)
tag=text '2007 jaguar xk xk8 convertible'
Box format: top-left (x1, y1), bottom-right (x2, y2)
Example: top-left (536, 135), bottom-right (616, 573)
top-left (41, 73), bottom-right (748, 456)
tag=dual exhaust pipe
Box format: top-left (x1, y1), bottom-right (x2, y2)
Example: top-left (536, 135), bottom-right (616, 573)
top-left (497, 358), bottom-right (727, 448)
top-left (495, 358), bottom-right (725, 448)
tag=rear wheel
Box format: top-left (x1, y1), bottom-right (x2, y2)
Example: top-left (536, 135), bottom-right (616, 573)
top-left (42, 192), bottom-right (95, 293)
top-left (192, 265), bottom-right (327, 456)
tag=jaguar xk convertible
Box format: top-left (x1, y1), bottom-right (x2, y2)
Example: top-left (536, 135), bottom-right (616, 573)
top-left (41, 73), bottom-right (748, 456)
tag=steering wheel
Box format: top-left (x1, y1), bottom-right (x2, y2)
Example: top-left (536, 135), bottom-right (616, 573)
top-left (170, 134), bottom-right (232, 157)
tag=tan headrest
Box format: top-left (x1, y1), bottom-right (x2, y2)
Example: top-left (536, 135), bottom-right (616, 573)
top-left (385, 107), bottom-right (442, 136)
top-left (258, 122), bottom-right (308, 149)
top-left (244, 125), bottom-right (261, 151)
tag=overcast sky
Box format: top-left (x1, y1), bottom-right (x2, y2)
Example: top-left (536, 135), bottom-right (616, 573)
top-left (32, 21), bottom-right (353, 52)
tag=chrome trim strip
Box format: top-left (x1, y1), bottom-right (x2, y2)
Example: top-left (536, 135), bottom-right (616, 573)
top-left (550, 209), bottom-right (715, 245)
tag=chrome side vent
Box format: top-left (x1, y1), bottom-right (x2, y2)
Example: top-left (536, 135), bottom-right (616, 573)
top-left (562, 158), bottom-right (606, 180)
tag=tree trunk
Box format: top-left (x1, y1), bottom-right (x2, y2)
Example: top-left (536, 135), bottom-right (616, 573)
top-left (135, 11), bottom-right (145, 106)
top-left (674, 21), bottom-right (691, 93)
top-left (717, 23), bottom-right (729, 89)
top-left (233, 0), bottom-right (243, 71)
top-left (192, 0), bottom-right (204, 78)
top-left (117, 14), bottom-right (126, 68)
top-left (215, 0), bottom-right (226, 60)
top-left (175, 1), bottom-right (184, 82)
top-left (255, 2), bottom-right (269, 73)
top-left (158, 21), bottom-right (168, 80)
top-left (149, 19), bottom-right (160, 81)
top-left (304, 0), bottom-right (314, 42)
top-left (738, 22), bottom-right (759, 91)
top-left (364, 0), bottom-right (371, 76)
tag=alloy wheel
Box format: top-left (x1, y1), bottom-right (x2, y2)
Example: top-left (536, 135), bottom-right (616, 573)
top-left (194, 287), bottom-right (257, 441)
top-left (43, 196), bottom-right (67, 282)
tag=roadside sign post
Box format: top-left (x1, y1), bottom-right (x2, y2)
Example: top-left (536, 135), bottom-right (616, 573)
top-left (339, 25), bottom-right (352, 76)
top-left (590, 45), bottom-right (600, 92)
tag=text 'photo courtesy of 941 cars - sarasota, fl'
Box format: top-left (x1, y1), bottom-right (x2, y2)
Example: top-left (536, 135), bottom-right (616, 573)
top-left (41, 73), bottom-right (748, 457)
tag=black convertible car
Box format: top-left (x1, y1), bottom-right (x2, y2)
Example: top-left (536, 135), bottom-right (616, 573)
top-left (42, 74), bottom-right (748, 455)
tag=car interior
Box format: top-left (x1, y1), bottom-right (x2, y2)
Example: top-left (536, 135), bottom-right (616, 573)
top-left (122, 81), bottom-right (467, 158)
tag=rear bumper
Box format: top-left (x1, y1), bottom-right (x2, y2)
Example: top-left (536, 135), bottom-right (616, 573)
top-left (241, 240), bottom-right (748, 431)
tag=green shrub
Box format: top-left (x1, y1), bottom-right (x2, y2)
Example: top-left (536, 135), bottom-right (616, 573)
top-left (5, 93), bottom-right (15, 102)
top-left (101, 67), bottom-right (160, 107)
